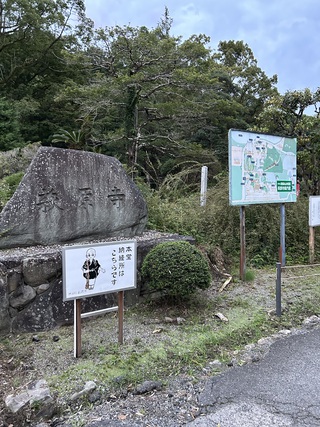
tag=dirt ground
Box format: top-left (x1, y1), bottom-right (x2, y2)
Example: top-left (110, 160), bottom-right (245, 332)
top-left (1, 264), bottom-right (319, 427)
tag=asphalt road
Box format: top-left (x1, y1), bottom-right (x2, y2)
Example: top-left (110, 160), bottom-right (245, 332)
top-left (186, 326), bottom-right (320, 427)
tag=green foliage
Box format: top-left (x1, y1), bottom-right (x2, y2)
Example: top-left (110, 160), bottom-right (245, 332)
top-left (0, 172), bottom-right (24, 210)
top-left (144, 190), bottom-right (205, 239)
top-left (62, 19), bottom-right (273, 177)
top-left (254, 89), bottom-right (320, 195)
top-left (141, 241), bottom-right (212, 297)
top-left (285, 196), bottom-right (311, 264)
top-left (0, 142), bottom-right (40, 179)
top-left (245, 269), bottom-right (255, 282)
top-left (144, 175), bottom-right (312, 268)
top-left (0, 98), bottom-right (23, 150)
top-left (0, 0), bottom-right (86, 92)
top-left (212, 40), bottom-right (278, 144)
top-left (52, 129), bottom-right (88, 150)
top-left (0, 1), bottom-right (91, 145)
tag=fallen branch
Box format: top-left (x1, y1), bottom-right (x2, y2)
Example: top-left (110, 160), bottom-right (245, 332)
top-left (218, 275), bottom-right (232, 293)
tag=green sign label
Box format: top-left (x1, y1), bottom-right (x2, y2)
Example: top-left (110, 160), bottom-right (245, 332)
top-left (277, 181), bottom-right (292, 192)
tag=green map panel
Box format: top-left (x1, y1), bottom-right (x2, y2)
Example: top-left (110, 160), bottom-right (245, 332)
top-left (228, 129), bottom-right (297, 206)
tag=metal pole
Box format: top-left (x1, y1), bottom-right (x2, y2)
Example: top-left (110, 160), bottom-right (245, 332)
top-left (280, 203), bottom-right (286, 266)
top-left (240, 206), bottom-right (246, 281)
top-left (276, 262), bottom-right (282, 316)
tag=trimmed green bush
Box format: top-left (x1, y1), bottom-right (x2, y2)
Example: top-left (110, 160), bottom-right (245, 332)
top-left (141, 241), bottom-right (212, 298)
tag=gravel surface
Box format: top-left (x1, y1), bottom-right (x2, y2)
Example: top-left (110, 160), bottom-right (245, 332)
top-left (0, 231), bottom-right (188, 258)
top-left (64, 376), bottom-right (205, 427)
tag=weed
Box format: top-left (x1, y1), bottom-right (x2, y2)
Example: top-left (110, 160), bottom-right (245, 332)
top-left (30, 400), bottom-right (41, 411)
top-left (245, 269), bottom-right (255, 282)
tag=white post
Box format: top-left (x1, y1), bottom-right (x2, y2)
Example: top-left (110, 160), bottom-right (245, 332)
top-left (200, 166), bottom-right (208, 206)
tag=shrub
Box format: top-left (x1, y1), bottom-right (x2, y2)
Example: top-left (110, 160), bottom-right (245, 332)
top-left (0, 171), bottom-right (24, 211)
top-left (141, 241), bottom-right (212, 298)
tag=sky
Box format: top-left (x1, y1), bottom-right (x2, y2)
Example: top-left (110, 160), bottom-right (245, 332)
top-left (84, 0), bottom-right (320, 97)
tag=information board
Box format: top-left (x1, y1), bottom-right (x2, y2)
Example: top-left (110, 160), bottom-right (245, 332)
top-left (309, 196), bottom-right (320, 227)
top-left (229, 129), bottom-right (297, 206)
top-left (62, 240), bottom-right (136, 301)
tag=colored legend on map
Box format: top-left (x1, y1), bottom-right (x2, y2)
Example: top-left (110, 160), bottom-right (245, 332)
top-left (228, 129), bottom-right (297, 206)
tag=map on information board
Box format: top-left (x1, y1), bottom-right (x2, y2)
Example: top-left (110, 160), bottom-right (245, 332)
top-left (229, 129), bottom-right (297, 206)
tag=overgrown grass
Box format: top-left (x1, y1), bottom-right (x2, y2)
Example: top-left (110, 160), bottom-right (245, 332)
top-left (141, 177), bottom-right (318, 267)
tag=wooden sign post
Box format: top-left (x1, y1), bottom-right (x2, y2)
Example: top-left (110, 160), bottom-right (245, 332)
top-left (73, 292), bottom-right (125, 358)
top-left (118, 291), bottom-right (124, 345)
top-left (309, 226), bottom-right (315, 264)
top-left (74, 299), bottom-right (82, 358)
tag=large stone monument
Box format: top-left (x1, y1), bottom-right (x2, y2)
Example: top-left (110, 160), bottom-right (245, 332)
top-left (0, 147), bottom-right (148, 248)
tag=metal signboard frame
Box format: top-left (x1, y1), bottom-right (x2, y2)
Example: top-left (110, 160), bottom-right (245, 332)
top-left (229, 129), bottom-right (297, 206)
top-left (62, 240), bottom-right (136, 301)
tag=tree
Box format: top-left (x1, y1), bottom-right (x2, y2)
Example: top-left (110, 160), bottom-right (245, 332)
top-left (0, 0), bottom-right (87, 91)
top-left (213, 41), bottom-right (278, 119)
top-left (58, 12), bottom-right (228, 182)
top-left (254, 88), bottom-right (320, 194)
top-left (185, 40), bottom-right (279, 166)
top-left (0, 97), bottom-right (23, 149)
top-left (0, 0), bottom-right (94, 147)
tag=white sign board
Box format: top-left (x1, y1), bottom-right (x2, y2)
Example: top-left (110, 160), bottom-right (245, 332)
top-left (309, 196), bottom-right (320, 227)
top-left (229, 129), bottom-right (297, 206)
top-left (62, 240), bottom-right (136, 301)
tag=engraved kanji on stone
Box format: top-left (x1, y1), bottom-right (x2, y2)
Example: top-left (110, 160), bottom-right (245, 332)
top-left (108, 186), bottom-right (125, 208)
top-left (78, 187), bottom-right (94, 208)
top-left (36, 187), bottom-right (64, 212)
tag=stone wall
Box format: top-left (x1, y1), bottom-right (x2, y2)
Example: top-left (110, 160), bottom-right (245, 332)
top-left (0, 233), bottom-right (195, 334)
